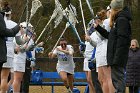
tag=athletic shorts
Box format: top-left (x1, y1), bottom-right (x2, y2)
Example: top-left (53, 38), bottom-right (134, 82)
top-left (96, 56), bottom-right (107, 68)
top-left (56, 63), bottom-right (74, 75)
top-left (83, 58), bottom-right (91, 71)
top-left (13, 63), bottom-right (25, 72)
top-left (3, 57), bottom-right (13, 68)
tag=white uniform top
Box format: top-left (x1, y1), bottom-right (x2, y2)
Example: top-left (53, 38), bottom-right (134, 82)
top-left (83, 40), bottom-right (96, 71)
top-left (84, 41), bottom-right (94, 59)
top-left (53, 45), bottom-right (75, 74)
top-left (90, 31), bottom-right (107, 67)
top-left (5, 19), bottom-right (17, 58)
top-left (103, 18), bottom-right (110, 32)
top-left (93, 19), bottom-right (110, 67)
top-left (28, 39), bottom-right (35, 58)
top-left (13, 37), bottom-right (34, 64)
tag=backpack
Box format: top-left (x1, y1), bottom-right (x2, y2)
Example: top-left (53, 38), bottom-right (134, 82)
top-left (31, 69), bottom-right (43, 84)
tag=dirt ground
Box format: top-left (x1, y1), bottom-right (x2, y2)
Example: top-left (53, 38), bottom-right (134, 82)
top-left (29, 86), bottom-right (129, 93)
top-left (29, 86), bottom-right (86, 93)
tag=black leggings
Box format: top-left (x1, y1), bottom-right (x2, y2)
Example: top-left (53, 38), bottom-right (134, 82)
top-left (0, 62), bottom-right (3, 72)
top-left (129, 86), bottom-right (139, 93)
top-left (111, 66), bottom-right (126, 93)
top-left (91, 70), bottom-right (103, 93)
top-left (20, 60), bottom-right (31, 93)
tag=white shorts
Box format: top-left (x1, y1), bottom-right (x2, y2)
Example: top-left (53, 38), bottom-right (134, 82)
top-left (13, 63), bottom-right (25, 72)
top-left (3, 57), bottom-right (13, 68)
top-left (56, 63), bottom-right (74, 74)
top-left (96, 56), bottom-right (107, 68)
top-left (10, 67), bottom-right (14, 73)
top-left (83, 58), bottom-right (91, 71)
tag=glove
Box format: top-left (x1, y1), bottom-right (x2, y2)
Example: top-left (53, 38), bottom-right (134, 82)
top-left (30, 61), bottom-right (36, 67)
top-left (35, 47), bottom-right (44, 53)
top-left (79, 42), bottom-right (86, 53)
top-left (88, 58), bottom-right (96, 70)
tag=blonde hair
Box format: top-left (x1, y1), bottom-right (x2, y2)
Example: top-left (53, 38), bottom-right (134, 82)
top-left (130, 39), bottom-right (139, 48)
top-left (110, 8), bottom-right (122, 28)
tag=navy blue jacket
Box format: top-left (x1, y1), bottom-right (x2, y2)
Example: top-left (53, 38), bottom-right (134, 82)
top-left (126, 48), bottom-right (140, 86)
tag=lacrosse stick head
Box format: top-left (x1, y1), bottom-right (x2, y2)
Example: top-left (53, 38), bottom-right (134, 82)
top-left (30, 0), bottom-right (42, 20)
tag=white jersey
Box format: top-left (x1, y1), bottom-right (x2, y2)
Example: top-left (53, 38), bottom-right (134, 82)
top-left (83, 41), bottom-right (95, 71)
top-left (13, 38), bottom-right (34, 64)
top-left (103, 18), bottom-right (110, 32)
top-left (5, 19), bottom-right (17, 58)
top-left (84, 41), bottom-right (94, 59)
top-left (53, 45), bottom-right (75, 74)
top-left (90, 31), bottom-right (107, 67)
top-left (94, 19), bottom-right (110, 67)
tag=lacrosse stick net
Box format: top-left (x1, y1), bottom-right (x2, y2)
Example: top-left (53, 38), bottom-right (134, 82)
top-left (29, 0), bottom-right (42, 23)
top-left (35, 0), bottom-right (63, 43)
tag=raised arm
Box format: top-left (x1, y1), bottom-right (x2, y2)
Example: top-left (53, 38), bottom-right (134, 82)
top-left (0, 14), bottom-right (20, 37)
top-left (57, 45), bottom-right (74, 56)
top-left (94, 24), bottom-right (109, 39)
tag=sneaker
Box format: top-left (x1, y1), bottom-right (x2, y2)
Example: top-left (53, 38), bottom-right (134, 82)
top-left (7, 85), bottom-right (13, 93)
top-left (67, 88), bottom-right (73, 93)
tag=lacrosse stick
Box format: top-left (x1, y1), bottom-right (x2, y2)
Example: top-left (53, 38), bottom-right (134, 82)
top-left (23, 0), bottom-right (42, 45)
top-left (79, 0), bottom-right (87, 35)
top-left (25, 0), bottom-right (42, 36)
top-left (26, 16), bottom-right (42, 45)
top-left (85, 0), bottom-right (96, 35)
top-left (35, 1), bottom-right (63, 44)
top-left (68, 3), bottom-right (78, 23)
top-left (35, 15), bottom-right (54, 44)
top-left (28, 0), bottom-right (42, 23)
top-left (86, 0), bottom-right (94, 18)
top-left (51, 2), bottom-right (78, 52)
top-left (25, 0), bottom-right (29, 29)
top-left (54, 9), bottom-right (63, 28)
top-left (18, 4), bottom-right (26, 24)
top-left (51, 24), bottom-right (68, 52)
top-left (55, 0), bottom-right (82, 43)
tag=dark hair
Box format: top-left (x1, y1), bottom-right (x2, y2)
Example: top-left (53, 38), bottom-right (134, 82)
top-left (0, 12), bottom-right (5, 17)
top-left (60, 37), bottom-right (67, 42)
top-left (96, 9), bottom-right (107, 21)
top-left (2, 1), bottom-right (11, 12)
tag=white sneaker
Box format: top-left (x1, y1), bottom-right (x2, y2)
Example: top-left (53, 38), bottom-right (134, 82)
top-left (67, 88), bottom-right (73, 93)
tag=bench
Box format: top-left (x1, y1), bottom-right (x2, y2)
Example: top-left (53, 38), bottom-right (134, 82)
top-left (30, 72), bottom-right (87, 93)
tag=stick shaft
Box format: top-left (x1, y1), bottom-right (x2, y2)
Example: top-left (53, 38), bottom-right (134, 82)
top-left (18, 5), bottom-right (26, 24)
top-left (86, 0), bottom-right (94, 18)
top-left (26, 16), bottom-right (42, 45)
top-left (56, 0), bottom-right (82, 43)
top-left (35, 17), bottom-right (53, 44)
top-left (79, 0), bottom-right (87, 35)
top-left (51, 26), bottom-right (67, 52)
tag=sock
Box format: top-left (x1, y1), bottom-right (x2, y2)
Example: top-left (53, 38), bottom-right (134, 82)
top-left (66, 86), bottom-right (70, 89)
